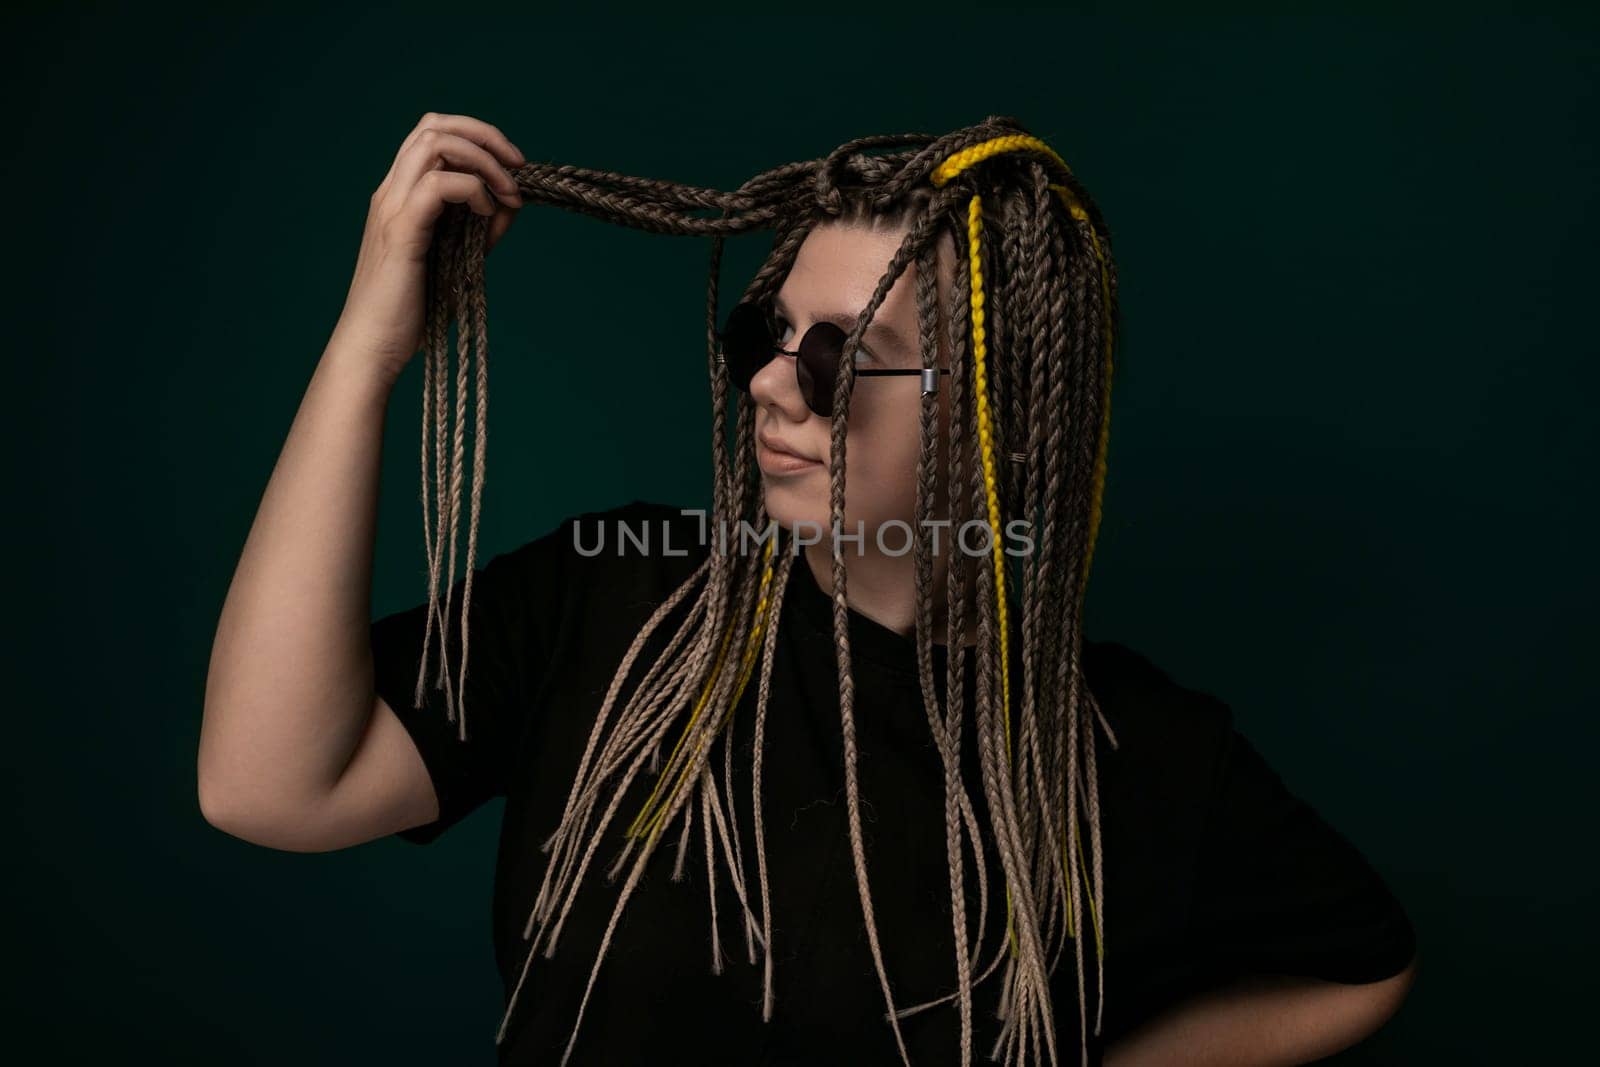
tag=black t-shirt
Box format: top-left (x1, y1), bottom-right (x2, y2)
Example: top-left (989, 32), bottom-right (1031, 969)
top-left (369, 499), bottom-right (1416, 1065)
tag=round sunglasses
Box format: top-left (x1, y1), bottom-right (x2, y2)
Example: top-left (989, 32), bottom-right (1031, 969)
top-left (716, 300), bottom-right (949, 418)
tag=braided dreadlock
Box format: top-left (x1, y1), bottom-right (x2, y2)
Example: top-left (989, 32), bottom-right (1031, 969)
top-left (409, 115), bottom-right (1122, 1067)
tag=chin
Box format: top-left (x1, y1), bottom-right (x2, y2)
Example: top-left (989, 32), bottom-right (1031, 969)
top-left (760, 481), bottom-right (829, 536)
top-left (760, 482), bottom-right (918, 560)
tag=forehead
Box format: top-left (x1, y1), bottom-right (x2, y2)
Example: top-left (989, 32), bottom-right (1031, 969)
top-left (778, 223), bottom-right (920, 322)
top-left (778, 222), bottom-right (957, 314)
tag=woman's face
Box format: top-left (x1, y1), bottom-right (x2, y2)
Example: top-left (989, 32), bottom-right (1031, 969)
top-left (751, 220), bottom-right (958, 551)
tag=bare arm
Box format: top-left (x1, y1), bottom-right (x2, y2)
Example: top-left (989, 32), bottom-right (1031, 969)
top-left (197, 112), bottom-right (525, 852)
top-left (197, 337), bottom-right (423, 852)
top-left (1103, 957), bottom-right (1418, 1067)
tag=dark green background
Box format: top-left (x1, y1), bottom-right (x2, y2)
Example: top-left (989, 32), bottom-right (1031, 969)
top-left (7, 5), bottom-right (1594, 1063)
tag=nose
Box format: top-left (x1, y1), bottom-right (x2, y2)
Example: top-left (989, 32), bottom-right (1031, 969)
top-left (747, 345), bottom-right (812, 421)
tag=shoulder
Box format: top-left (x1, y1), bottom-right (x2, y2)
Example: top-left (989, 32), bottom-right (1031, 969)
top-left (464, 499), bottom-right (709, 624)
top-left (510, 498), bottom-right (711, 622)
top-left (568, 499), bottom-right (712, 578)
top-left (572, 499), bottom-right (711, 553)
top-left (498, 499), bottom-right (710, 574)
top-left (1080, 638), bottom-right (1235, 789)
top-left (1082, 638), bottom-right (1234, 742)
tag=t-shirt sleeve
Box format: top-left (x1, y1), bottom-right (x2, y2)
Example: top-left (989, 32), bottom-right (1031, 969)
top-left (1187, 712), bottom-right (1417, 984)
top-left (369, 515), bottom-right (575, 845)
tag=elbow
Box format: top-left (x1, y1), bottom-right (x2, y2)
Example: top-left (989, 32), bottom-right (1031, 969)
top-left (196, 766), bottom-right (230, 834)
top-left (198, 782), bottom-right (340, 853)
top-left (197, 768), bottom-right (261, 844)
top-left (196, 692), bottom-right (253, 839)
top-left (1380, 951), bottom-right (1419, 1016)
top-left (196, 741), bottom-right (239, 834)
top-left (196, 723), bottom-right (258, 841)
top-left (1353, 950), bottom-right (1419, 1042)
top-left (196, 764), bottom-right (263, 844)
top-left (196, 748), bottom-right (337, 854)
top-left (196, 695), bottom-right (330, 852)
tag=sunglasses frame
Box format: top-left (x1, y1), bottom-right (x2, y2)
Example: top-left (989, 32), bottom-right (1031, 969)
top-left (716, 300), bottom-right (949, 419)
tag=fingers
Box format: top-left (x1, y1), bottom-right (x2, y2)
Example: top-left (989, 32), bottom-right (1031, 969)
top-left (399, 169), bottom-right (502, 236)
top-left (389, 128), bottom-right (523, 209)
top-left (372, 112), bottom-right (526, 215)
top-left (395, 111), bottom-right (524, 173)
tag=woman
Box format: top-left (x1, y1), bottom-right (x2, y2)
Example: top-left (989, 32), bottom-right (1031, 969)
top-left (198, 112), bottom-right (1418, 1066)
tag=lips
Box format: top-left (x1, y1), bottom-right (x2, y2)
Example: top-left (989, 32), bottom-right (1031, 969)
top-left (758, 431), bottom-right (818, 463)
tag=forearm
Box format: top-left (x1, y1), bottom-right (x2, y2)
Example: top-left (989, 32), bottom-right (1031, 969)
top-left (198, 332), bottom-right (397, 826)
top-left (1104, 964), bottom-right (1416, 1067)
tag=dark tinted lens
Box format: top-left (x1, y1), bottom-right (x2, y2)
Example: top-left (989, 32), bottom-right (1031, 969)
top-left (720, 302), bottom-right (772, 392)
top-left (797, 321), bottom-right (848, 418)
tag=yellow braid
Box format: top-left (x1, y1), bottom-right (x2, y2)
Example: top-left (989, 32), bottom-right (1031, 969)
top-left (628, 535), bottom-right (779, 843)
top-left (965, 194), bottom-right (1013, 759)
top-left (628, 135), bottom-right (1117, 973)
top-left (930, 133), bottom-right (1074, 188)
top-left (932, 137), bottom-right (1113, 608)
top-left (934, 136), bottom-right (1115, 963)
top-left (963, 191), bottom-right (1024, 961)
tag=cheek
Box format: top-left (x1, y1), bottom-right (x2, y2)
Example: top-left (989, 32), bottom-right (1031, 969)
top-left (845, 405), bottom-right (932, 502)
